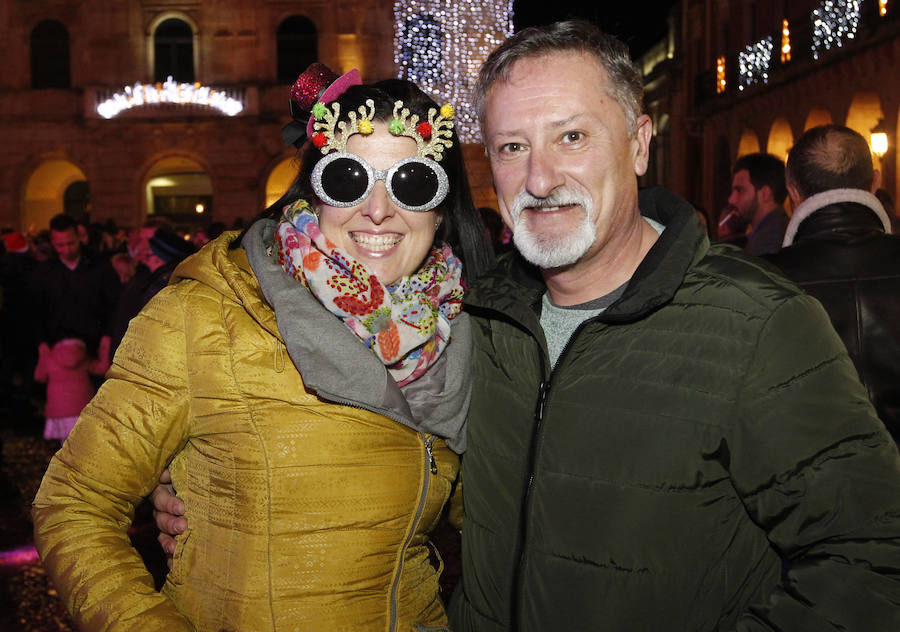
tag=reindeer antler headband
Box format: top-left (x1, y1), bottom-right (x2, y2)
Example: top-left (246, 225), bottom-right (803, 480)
top-left (309, 99), bottom-right (456, 162)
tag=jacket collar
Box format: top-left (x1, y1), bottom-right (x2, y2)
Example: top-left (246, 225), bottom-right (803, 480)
top-left (465, 186), bottom-right (707, 327)
top-left (783, 189), bottom-right (891, 246)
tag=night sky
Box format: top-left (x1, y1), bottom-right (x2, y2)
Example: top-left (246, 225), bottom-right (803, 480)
top-left (512, 0), bottom-right (680, 58)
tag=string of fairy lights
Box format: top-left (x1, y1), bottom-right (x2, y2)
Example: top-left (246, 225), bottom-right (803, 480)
top-left (393, 0), bottom-right (514, 143)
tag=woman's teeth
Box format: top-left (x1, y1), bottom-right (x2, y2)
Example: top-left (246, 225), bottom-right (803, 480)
top-left (351, 233), bottom-right (402, 251)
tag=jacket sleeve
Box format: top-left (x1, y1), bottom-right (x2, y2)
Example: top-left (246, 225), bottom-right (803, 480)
top-left (730, 294), bottom-right (900, 631)
top-left (32, 286), bottom-right (194, 631)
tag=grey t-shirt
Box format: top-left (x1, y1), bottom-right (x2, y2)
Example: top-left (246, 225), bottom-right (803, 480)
top-left (540, 285), bottom-right (625, 368)
top-left (539, 217), bottom-right (665, 368)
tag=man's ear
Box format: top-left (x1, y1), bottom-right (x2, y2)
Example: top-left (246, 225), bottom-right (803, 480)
top-left (632, 114), bottom-right (653, 177)
top-left (787, 184), bottom-right (802, 209)
top-left (872, 169), bottom-right (882, 193)
top-left (757, 184), bottom-right (774, 204)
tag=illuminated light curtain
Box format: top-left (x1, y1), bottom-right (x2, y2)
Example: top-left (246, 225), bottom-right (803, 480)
top-left (811, 0), bottom-right (862, 60)
top-left (738, 37), bottom-right (773, 91)
top-left (394, 0), bottom-right (514, 142)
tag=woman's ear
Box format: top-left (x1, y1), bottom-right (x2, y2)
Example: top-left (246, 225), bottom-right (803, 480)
top-left (432, 209), bottom-right (448, 245)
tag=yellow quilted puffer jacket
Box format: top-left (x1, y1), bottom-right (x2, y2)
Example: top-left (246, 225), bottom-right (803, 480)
top-left (33, 225), bottom-right (471, 632)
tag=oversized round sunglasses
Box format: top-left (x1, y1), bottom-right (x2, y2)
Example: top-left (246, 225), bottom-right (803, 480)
top-left (311, 152), bottom-right (450, 213)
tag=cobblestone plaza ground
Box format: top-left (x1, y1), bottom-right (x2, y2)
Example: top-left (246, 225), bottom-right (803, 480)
top-left (0, 403), bottom-right (165, 631)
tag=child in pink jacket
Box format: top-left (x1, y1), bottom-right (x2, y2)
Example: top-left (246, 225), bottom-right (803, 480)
top-left (34, 337), bottom-right (110, 445)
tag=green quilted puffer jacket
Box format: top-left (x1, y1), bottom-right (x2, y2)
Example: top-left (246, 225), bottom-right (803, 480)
top-left (449, 187), bottom-right (900, 632)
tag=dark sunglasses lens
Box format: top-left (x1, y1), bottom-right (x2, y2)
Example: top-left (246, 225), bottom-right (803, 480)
top-left (321, 157), bottom-right (369, 204)
top-left (391, 162), bottom-right (439, 208)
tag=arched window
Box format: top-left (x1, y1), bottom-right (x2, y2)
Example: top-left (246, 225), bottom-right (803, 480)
top-left (31, 20), bottom-right (71, 89)
top-left (24, 160), bottom-right (87, 231)
top-left (154, 18), bottom-right (194, 83)
top-left (398, 15), bottom-right (443, 86)
top-left (277, 16), bottom-right (318, 83)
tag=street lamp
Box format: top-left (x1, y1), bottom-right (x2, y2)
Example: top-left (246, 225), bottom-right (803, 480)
top-left (871, 119), bottom-right (888, 158)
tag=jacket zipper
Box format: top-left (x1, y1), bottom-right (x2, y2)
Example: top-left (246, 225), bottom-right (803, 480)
top-left (302, 386), bottom-right (437, 631)
top-left (510, 317), bottom-right (599, 630)
top-left (389, 432), bottom-right (435, 631)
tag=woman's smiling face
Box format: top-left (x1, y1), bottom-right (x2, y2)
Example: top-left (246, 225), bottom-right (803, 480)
top-left (314, 125), bottom-right (439, 284)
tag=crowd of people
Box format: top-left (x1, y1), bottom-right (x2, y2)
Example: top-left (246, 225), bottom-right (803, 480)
top-left (0, 214), bottom-right (237, 444)
top-left (11, 17), bottom-right (900, 632)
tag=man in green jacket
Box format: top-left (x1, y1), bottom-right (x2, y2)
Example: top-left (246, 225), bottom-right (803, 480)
top-left (447, 20), bottom-right (900, 631)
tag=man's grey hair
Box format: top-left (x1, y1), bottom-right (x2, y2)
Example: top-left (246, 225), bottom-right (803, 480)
top-left (474, 20), bottom-right (644, 137)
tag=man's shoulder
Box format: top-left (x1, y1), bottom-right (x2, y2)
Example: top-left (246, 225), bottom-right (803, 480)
top-left (683, 242), bottom-right (806, 317)
top-left (744, 207), bottom-right (788, 256)
top-left (466, 252), bottom-right (541, 303)
top-left (767, 230), bottom-right (900, 281)
top-left (36, 258), bottom-right (66, 279)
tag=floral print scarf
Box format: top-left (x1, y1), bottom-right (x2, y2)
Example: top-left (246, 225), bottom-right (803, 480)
top-left (274, 199), bottom-right (463, 386)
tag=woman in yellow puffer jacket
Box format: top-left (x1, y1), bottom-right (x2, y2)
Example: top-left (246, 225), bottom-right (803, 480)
top-left (32, 65), bottom-right (493, 632)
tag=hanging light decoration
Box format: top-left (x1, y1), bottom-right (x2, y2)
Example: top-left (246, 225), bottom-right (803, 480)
top-left (716, 56), bottom-right (726, 94)
top-left (738, 37), bottom-right (773, 91)
top-left (781, 19), bottom-right (792, 63)
top-left (97, 77), bottom-right (244, 119)
top-left (394, 0), bottom-right (514, 142)
top-left (811, 0), bottom-right (862, 60)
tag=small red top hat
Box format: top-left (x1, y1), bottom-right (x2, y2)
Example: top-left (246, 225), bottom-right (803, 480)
top-left (283, 63), bottom-right (362, 147)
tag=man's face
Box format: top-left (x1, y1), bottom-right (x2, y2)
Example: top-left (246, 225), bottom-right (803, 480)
top-left (50, 228), bottom-right (81, 265)
top-left (728, 169), bottom-right (760, 223)
top-left (482, 51), bottom-right (651, 269)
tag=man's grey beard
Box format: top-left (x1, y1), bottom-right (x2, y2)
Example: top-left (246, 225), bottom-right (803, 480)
top-left (509, 189), bottom-right (596, 269)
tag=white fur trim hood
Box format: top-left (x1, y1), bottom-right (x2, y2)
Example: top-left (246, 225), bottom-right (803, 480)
top-left (783, 188), bottom-right (892, 247)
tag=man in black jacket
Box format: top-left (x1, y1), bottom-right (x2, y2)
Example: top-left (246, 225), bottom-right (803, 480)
top-left (33, 213), bottom-right (120, 357)
top-left (765, 124), bottom-right (899, 441)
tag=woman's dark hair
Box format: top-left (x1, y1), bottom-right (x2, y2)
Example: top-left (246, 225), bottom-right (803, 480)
top-left (239, 78), bottom-right (494, 283)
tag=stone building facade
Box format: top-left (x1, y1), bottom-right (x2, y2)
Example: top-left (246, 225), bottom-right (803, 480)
top-left (1, 0), bottom-right (504, 234)
top-left (652, 0), bottom-right (900, 224)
